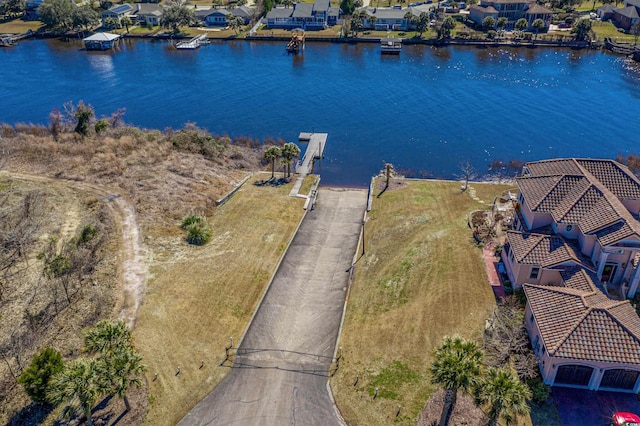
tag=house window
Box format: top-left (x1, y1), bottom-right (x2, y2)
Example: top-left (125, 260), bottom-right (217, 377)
top-left (529, 267), bottom-right (540, 280)
top-left (509, 249), bottom-right (515, 263)
top-left (518, 192), bottom-right (524, 205)
top-left (529, 313), bottom-right (534, 323)
top-left (566, 224), bottom-right (573, 232)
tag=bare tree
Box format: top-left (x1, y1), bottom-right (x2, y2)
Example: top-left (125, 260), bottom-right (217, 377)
top-left (458, 160), bottom-right (477, 192)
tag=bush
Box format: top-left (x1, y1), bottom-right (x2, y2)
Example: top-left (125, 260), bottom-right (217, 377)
top-left (18, 347), bottom-right (64, 404)
top-left (527, 376), bottom-right (551, 404)
top-left (181, 214), bottom-right (205, 229)
top-left (514, 287), bottom-right (527, 306)
top-left (94, 118), bottom-right (109, 134)
top-left (78, 224), bottom-right (98, 245)
top-left (186, 223), bottom-right (212, 245)
top-left (493, 244), bottom-right (503, 257)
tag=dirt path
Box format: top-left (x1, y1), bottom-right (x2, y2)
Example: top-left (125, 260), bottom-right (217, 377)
top-left (0, 171), bottom-right (147, 328)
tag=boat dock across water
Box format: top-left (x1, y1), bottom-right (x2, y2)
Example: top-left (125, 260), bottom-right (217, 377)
top-left (176, 34), bottom-right (209, 49)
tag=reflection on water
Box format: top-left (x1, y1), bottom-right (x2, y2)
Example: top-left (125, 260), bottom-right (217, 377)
top-left (86, 53), bottom-right (116, 82)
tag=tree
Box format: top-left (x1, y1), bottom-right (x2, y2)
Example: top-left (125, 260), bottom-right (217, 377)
top-left (72, 5), bottom-right (99, 32)
top-left (104, 16), bottom-right (120, 29)
top-left (482, 16), bottom-right (496, 31)
top-left (515, 17), bottom-right (528, 32)
top-left (474, 367), bottom-right (531, 426)
top-left (415, 11), bottom-right (429, 36)
top-left (227, 14), bottom-right (244, 34)
top-left (571, 18), bottom-right (592, 41)
top-left (430, 336), bottom-right (483, 426)
top-left (161, 0), bottom-right (195, 34)
top-left (84, 320), bottom-right (146, 412)
top-left (439, 15), bottom-right (456, 38)
top-left (496, 16), bottom-right (507, 32)
top-left (37, 0), bottom-right (75, 30)
top-left (264, 145), bottom-right (281, 179)
top-left (73, 101), bottom-right (95, 137)
top-left (531, 18), bottom-right (544, 38)
top-left (280, 142), bottom-right (300, 178)
top-left (350, 10), bottom-right (364, 36)
top-left (340, 0), bottom-right (360, 15)
top-left (121, 15), bottom-right (132, 33)
top-left (18, 347), bottom-right (64, 405)
top-left (47, 358), bottom-right (105, 426)
top-left (457, 160), bottom-right (476, 192)
top-left (631, 21), bottom-right (640, 45)
top-left (84, 320), bottom-right (133, 357)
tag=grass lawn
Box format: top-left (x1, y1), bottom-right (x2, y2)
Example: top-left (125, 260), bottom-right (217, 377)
top-left (135, 173), bottom-right (311, 425)
top-left (0, 18), bottom-right (44, 34)
top-left (330, 179), bottom-right (515, 425)
top-left (591, 20), bottom-right (636, 42)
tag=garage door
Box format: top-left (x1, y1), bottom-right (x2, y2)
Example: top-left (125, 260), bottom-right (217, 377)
top-left (555, 365), bottom-right (594, 387)
top-left (600, 369), bottom-right (640, 391)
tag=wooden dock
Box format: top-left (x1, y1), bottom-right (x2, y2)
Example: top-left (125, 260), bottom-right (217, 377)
top-left (297, 132), bottom-right (326, 176)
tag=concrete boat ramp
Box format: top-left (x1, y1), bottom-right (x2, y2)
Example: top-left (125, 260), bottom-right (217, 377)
top-left (179, 134), bottom-right (367, 425)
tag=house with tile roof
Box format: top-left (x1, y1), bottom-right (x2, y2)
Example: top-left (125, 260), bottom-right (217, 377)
top-left (500, 158), bottom-right (640, 391)
top-left (524, 268), bottom-right (640, 391)
top-left (503, 158), bottom-right (640, 299)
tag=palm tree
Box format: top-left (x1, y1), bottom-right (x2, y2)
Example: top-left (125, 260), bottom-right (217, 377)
top-left (101, 348), bottom-right (147, 412)
top-left (47, 358), bottom-right (105, 426)
top-left (474, 367), bottom-right (531, 426)
top-left (84, 320), bottom-right (133, 357)
top-left (281, 142), bottom-right (301, 178)
top-left (531, 18), bottom-right (544, 39)
top-left (264, 145), bottom-right (281, 179)
top-left (430, 335), bottom-right (483, 426)
top-left (121, 15), bottom-right (132, 33)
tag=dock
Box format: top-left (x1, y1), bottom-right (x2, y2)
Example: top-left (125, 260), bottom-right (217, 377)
top-left (83, 32), bottom-right (121, 50)
top-left (176, 34), bottom-right (209, 49)
top-left (286, 29), bottom-right (305, 53)
top-left (290, 132), bottom-right (326, 197)
top-left (381, 37), bottom-right (402, 55)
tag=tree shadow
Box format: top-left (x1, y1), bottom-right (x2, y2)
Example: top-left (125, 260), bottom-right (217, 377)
top-left (253, 177), bottom-right (289, 187)
top-left (6, 402), bottom-right (54, 426)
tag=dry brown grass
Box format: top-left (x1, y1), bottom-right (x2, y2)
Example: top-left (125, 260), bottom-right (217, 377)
top-left (330, 179), bottom-right (512, 426)
top-left (135, 172), bottom-right (308, 425)
top-left (0, 18), bottom-right (44, 34)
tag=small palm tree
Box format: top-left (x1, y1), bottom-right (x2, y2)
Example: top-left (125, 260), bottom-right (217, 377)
top-left (47, 358), bottom-right (105, 426)
top-left (84, 320), bottom-right (133, 357)
top-left (281, 142), bottom-right (301, 178)
top-left (474, 367), bottom-right (531, 426)
top-left (430, 335), bottom-right (483, 426)
top-left (121, 15), bottom-right (132, 33)
top-left (101, 348), bottom-right (147, 412)
top-left (264, 145), bottom-right (281, 179)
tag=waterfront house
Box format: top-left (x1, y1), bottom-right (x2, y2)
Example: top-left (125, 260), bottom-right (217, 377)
top-left (360, 7), bottom-right (410, 31)
top-left (502, 158), bottom-right (640, 298)
top-left (597, 4), bottom-right (616, 21)
top-left (500, 158), bottom-right (640, 392)
top-left (198, 6), bottom-right (256, 26)
top-left (101, 4), bottom-right (134, 28)
top-left (131, 3), bottom-right (163, 26)
top-left (265, 0), bottom-right (340, 30)
top-left (613, 5), bottom-right (640, 31)
top-left (468, 0), bottom-right (552, 30)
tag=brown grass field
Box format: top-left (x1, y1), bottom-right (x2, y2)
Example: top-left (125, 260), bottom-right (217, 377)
top-left (0, 18), bottom-right (44, 34)
top-left (135, 173), bottom-right (310, 425)
top-left (330, 179), bottom-right (515, 425)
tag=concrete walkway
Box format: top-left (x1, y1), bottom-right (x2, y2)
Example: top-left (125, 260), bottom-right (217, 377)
top-left (179, 187), bottom-right (367, 426)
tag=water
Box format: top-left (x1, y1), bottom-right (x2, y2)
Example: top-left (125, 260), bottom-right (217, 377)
top-left (2, 38), bottom-right (640, 186)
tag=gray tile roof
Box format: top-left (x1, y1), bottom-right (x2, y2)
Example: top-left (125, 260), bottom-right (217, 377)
top-left (292, 3), bottom-right (313, 18)
top-left (616, 5), bottom-right (640, 18)
top-left (506, 231), bottom-right (594, 269)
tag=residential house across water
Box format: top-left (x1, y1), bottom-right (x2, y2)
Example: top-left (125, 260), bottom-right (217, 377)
top-left (265, 0), bottom-right (340, 30)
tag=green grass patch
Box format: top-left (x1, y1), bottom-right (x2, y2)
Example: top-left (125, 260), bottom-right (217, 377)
top-left (0, 18), bottom-right (44, 34)
top-left (591, 20), bottom-right (635, 42)
top-left (368, 361), bottom-right (421, 400)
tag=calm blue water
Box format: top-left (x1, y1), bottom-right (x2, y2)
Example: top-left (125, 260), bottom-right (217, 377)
top-left (2, 38), bottom-right (640, 186)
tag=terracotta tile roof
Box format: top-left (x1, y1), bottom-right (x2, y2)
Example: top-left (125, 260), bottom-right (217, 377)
top-left (519, 158), bottom-right (640, 246)
top-left (576, 159), bottom-right (640, 200)
top-left (506, 231), bottom-right (594, 269)
top-left (525, 283), bottom-right (640, 364)
top-left (560, 267), bottom-right (601, 293)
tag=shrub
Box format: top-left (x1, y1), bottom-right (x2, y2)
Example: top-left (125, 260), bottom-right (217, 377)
top-left (181, 214), bottom-right (205, 229)
top-left (186, 223), bottom-right (212, 245)
top-left (514, 287), bottom-right (527, 306)
top-left (78, 224), bottom-right (98, 245)
top-left (18, 347), bottom-right (65, 404)
top-left (94, 119), bottom-right (109, 134)
top-left (527, 376), bottom-right (551, 404)
top-left (493, 244), bottom-right (503, 257)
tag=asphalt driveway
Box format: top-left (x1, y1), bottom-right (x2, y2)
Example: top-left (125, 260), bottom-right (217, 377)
top-left (178, 187), bottom-right (367, 426)
top-left (553, 387), bottom-right (640, 426)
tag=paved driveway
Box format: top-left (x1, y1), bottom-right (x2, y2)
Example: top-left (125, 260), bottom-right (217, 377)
top-left (179, 188), bottom-right (367, 426)
top-left (553, 387), bottom-right (640, 426)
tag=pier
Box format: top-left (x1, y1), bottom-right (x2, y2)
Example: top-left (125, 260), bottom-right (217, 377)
top-left (176, 34), bottom-right (208, 49)
top-left (290, 132), bottom-right (326, 197)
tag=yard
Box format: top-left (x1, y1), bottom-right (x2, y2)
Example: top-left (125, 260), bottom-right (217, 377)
top-left (330, 179), bottom-right (519, 425)
top-left (0, 18), bottom-right (43, 34)
top-left (134, 173), bottom-right (311, 426)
